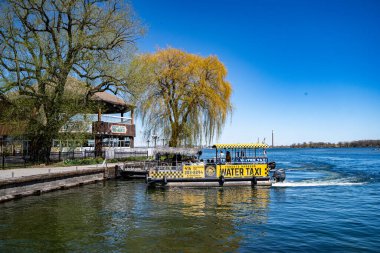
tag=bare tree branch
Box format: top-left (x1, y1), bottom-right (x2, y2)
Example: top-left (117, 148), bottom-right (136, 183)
top-left (0, 0), bottom-right (144, 162)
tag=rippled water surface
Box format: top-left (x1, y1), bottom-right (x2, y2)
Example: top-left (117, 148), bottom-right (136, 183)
top-left (1, 148), bottom-right (380, 252)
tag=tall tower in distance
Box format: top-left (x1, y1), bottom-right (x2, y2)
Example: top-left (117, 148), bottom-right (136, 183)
top-left (272, 130), bottom-right (274, 148)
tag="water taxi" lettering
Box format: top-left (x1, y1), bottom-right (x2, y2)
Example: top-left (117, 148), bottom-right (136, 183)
top-left (219, 167), bottom-right (261, 177)
top-left (217, 164), bottom-right (267, 178)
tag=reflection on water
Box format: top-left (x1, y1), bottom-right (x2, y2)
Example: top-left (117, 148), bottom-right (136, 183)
top-left (0, 181), bottom-right (271, 252)
top-left (147, 187), bottom-right (270, 219)
top-left (1, 148), bottom-right (380, 252)
top-left (141, 186), bottom-right (271, 252)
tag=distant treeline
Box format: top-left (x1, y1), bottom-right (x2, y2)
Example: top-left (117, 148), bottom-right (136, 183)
top-left (277, 140), bottom-right (380, 148)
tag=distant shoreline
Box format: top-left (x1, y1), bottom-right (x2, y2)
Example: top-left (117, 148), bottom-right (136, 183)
top-left (272, 140), bottom-right (380, 149)
top-left (272, 146), bottom-right (380, 149)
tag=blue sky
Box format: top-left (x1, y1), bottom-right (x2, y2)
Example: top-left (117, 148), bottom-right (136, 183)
top-left (131, 0), bottom-right (380, 146)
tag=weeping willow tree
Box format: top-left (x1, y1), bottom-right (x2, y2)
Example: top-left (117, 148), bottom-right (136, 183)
top-left (129, 48), bottom-right (232, 147)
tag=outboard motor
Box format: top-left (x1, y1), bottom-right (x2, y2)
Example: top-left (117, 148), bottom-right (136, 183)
top-left (272, 169), bottom-right (286, 183)
top-left (268, 161), bottom-right (276, 170)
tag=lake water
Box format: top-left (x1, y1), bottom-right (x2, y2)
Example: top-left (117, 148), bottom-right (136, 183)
top-left (1, 148), bottom-right (380, 252)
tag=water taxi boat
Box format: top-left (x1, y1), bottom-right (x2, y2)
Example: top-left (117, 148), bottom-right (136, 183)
top-left (146, 143), bottom-right (285, 187)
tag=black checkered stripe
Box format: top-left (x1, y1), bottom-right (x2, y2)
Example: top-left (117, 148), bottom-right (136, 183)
top-left (150, 171), bottom-right (183, 179)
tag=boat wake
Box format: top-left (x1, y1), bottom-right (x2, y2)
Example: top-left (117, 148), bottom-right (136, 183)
top-left (272, 180), bottom-right (365, 187)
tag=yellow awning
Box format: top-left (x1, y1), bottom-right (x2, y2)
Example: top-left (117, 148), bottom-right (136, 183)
top-left (212, 143), bottom-right (269, 149)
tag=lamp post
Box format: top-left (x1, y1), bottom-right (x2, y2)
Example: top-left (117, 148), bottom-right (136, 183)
top-left (161, 138), bottom-right (166, 147)
top-left (152, 134), bottom-right (158, 148)
top-left (147, 139), bottom-right (150, 148)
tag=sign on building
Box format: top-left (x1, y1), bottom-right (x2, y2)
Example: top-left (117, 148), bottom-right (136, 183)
top-left (110, 125), bottom-right (127, 134)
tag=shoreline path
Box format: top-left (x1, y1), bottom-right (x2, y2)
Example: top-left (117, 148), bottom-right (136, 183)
top-left (0, 163), bottom-right (122, 180)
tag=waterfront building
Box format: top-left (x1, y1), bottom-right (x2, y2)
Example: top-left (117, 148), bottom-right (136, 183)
top-left (0, 77), bottom-right (136, 156)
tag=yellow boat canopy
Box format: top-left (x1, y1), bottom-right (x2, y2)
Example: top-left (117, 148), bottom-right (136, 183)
top-left (212, 143), bottom-right (269, 149)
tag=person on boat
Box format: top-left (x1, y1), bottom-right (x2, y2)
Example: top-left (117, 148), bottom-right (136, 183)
top-left (226, 151), bottom-right (231, 163)
top-left (220, 150), bottom-right (225, 164)
top-left (235, 151), bottom-right (241, 162)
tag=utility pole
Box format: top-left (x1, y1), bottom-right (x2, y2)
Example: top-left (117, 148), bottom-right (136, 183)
top-left (272, 130), bottom-right (274, 148)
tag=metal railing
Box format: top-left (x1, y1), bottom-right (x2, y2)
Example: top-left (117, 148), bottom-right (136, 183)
top-left (114, 151), bottom-right (148, 159)
top-left (49, 150), bottom-right (105, 161)
top-left (100, 115), bottom-right (132, 124)
top-left (1, 154), bottom-right (31, 169)
top-left (0, 151), bottom-right (106, 169)
top-left (122, 161), bottom-right (158, 171)
top-left (205, 156), bottom-right (268, 164)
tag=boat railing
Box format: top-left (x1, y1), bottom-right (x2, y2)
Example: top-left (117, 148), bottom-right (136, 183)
top-left (155, 165), bottom-right (182, 172)
top-left (240, 157), bottom-right (268, 163)
top-left (154, 161), bottom-right (205, 172)
top-left (217, 156), bottom-right (268, 164)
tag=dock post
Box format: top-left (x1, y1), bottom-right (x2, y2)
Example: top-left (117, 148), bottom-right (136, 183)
top-left (252, 176), bottom-right (257, 187)
top-left (219, 176), bottom-right (225, 186)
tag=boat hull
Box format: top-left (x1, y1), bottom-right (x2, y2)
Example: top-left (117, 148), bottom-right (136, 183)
top-left (147, 176), bottom-right (272, 187)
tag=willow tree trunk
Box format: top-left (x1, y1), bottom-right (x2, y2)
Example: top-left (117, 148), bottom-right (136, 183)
top-left (169, 133), bottom-right (179, 147)
top-left (169, 124), bottom-right (180, 147)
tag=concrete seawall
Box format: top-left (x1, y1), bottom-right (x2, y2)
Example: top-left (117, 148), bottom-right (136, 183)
top-left (0, 165), bottom-right (120, 203)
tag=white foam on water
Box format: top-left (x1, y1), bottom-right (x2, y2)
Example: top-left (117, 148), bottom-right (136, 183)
top-left (272, 181), bottom-right (365, 187)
